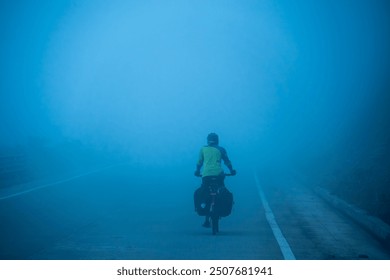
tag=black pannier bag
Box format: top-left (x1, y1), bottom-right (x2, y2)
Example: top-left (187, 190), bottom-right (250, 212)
top-left (194, 187), bottom-right (209, 216)
top-left (194, 186), bottom-right (234, 217)
top-left (215, 187), bottom-right (234, 217)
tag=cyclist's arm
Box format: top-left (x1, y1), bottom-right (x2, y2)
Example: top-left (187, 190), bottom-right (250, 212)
top-left (221, 148), bottom-right (234, 172)
top-left (196, 149), bottom-right (204, 172)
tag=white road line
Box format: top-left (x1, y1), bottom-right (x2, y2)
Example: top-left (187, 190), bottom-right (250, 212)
top-left (254, 172), bottom-right (296, 260)
top-left (0, 165), bottom-right (116, 201)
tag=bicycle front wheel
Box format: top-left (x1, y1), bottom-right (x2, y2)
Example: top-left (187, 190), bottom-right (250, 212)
top-left (211, 214), bottom-right (219, 235)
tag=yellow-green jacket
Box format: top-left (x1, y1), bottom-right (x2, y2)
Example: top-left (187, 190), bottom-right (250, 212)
top-left (196, 144), bottom-right (233, 177)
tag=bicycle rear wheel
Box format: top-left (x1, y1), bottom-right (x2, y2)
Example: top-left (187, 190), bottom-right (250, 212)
top-left (211, 214), bottom-right (219, 235)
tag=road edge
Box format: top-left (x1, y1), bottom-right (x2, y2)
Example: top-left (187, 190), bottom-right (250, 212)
top-left (312, 186), bottom-right (390, 249)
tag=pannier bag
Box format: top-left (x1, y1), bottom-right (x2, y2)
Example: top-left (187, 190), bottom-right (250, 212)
top-left (194, 187), bottom-right (209, 216)
top-left (193, 186), bottom-right (234, 217)
top-left (215, 187), bottom-right (234, 217)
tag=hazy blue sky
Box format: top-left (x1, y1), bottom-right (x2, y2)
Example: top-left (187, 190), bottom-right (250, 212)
top-left (1, 0), bottom-right (389, 167)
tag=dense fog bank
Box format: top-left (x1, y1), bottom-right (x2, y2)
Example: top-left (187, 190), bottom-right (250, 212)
top-left (1, 1), bottom-right (389, 221)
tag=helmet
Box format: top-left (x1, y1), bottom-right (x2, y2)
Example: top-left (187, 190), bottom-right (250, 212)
top-left (207, 133), bottom-right (219, 145)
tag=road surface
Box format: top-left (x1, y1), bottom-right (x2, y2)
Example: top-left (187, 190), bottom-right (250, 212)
top-left (0, 164), bottom-right (389, 260)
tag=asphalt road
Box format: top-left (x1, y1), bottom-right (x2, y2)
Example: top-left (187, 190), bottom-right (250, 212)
top-left (0, 164), bottom-right (389, 260)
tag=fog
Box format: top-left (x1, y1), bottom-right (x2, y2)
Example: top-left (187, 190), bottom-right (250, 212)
top-left (1, 1), bottom-right (390, 215)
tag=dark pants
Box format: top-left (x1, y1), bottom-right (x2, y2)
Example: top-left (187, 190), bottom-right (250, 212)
top-left (201, 174), bottom-right (225, 188)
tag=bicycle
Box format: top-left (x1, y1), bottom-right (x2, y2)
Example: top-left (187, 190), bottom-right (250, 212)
top-left (195, 173), bottom-right (234, 235)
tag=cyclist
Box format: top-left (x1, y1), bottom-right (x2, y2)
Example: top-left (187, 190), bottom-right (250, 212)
top-left (194, 132), bottom-right (236, 227)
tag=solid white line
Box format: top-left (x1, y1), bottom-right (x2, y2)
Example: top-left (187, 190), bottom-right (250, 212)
top-left (254, 172), bottom-right (296, 260)
top-left (0, 165), bottom-right (116, 201)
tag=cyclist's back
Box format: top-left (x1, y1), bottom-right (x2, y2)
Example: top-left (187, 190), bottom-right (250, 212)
top-left (194, 133), bottom-right (236, 180)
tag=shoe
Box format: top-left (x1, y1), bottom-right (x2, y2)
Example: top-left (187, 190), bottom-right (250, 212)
top-left (202, 220), bottom-right (210, 228)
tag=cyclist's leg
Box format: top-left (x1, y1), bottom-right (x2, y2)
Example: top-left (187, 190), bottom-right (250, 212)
top-left (201, 176), bottom-right (212, 227)
top-left (217, 173), bottom-right (225, 187)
